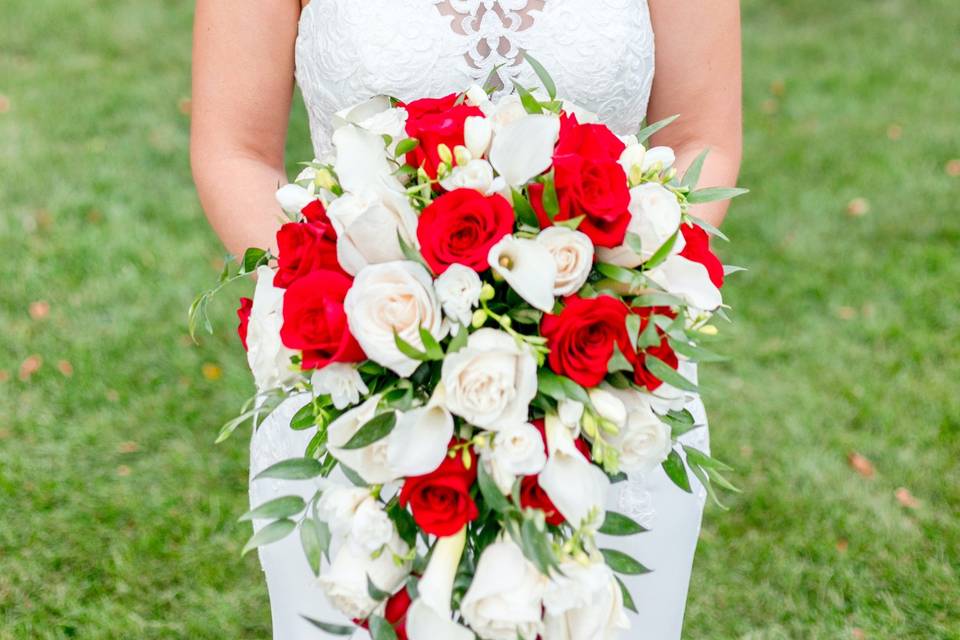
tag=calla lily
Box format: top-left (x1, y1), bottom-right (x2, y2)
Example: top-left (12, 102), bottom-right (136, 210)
top-left (406, 527), bottom-right (474, 640)
top-left (538, 415), bottom-right (609, 529)
top-left (332, 123), bottom-right (399, 195)
top-left (275, 183), bottom-right (315, 215)
top-left (464, 116), bottom-right (493, 159)
top-left (489, 114), bottom-right (560, 186)
top-left (332, 95), bottom-right (393, 131)
top-left (387, 402), bottom-right (455, 477)
top-left (488, 235), bottom-right (557, 312)
top-left (646, 254), bottom-right (723, 311)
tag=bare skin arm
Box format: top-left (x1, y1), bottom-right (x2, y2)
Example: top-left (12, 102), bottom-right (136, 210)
top-left (190, 0), bottom-right (302, 257)
top-left (648, 1), bottom-right (743, 228)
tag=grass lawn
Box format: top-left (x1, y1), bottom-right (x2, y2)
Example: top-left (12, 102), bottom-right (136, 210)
top-left (1, 0), bottom-right (958, 638)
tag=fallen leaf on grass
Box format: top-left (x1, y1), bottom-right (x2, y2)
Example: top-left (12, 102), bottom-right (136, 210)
top-left (118, 441), bottom-right (140, 454)
top-left (105, 389), bottom-right (120, 402)
top-left (117, 465), bottom-right (132, 477)
top-left (56, 360), bottom-right (73, 377)
top-left (178, 97), bottom-right (192, 115)
top-left (894, 487), bottom-right (919, 509)
top-left (836, 538), bottom-right (849, 553)
top-left (202, 363), bottom-right (223, 381)
top-left (946, 159), bottom-right (960, 177)
top-left (19, 355), bottom-right (43, 381)
top-left (0, 370), bottom-right (9, 382)
top-left (837, 306), bottom-right (857, 320)
top-left (770, 79), bottom-right (786, 97)
top-left (846, 198), bottom-right (870, 217)
top-left (0, 95), bottom-right (9, 113)
top-left (852, 628), bottom-right (866, 639)
top-left (886, 124), bottom-right (902, 140)
top-left (29, 301), bottom-right (50, 320)
top-left (847, 452), bottom-right (876, 478)
top-left (0, 428), bottom-right (10, 439)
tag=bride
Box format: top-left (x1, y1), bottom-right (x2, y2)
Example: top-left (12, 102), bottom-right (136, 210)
top-left (191, 1), bottom-right (741, 638)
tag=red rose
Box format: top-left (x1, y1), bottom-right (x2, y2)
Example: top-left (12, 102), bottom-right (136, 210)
top-left (273, 222), bottom-right (342, 289)
top-left (355, 587), bottom-right (411, 640)
top-left (280, 270), bottom-right (365, 370)
top-left (530, 115), bottom-right (631, 248)
top-left (628, 307), bottom-right (680, 391)
top-left (301, 199), bottom-right (332, 228)
top-left (519, 420), bottom-right (591, 526)
top-left (236, 297), bottom-right (253, 351)
top-left (540, 295), bottom-right (633, 387)
top-left (398, 444), bottom-right (478, 537)
top-left (679, 223), bottom-right (724, 289)
top-left (416, 189), bottom-right (515, 273)
top-left (403, 94), bottom-right (483, 179)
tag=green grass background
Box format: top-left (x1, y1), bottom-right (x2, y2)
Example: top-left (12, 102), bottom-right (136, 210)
top-left (1, 0), bottom-right (958, 638)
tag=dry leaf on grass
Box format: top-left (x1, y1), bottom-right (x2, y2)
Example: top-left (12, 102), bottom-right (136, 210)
top-left (57, 360), bottom-right (74, 377)
top-left (19, 355), bottom-right (43, 381)
top-left (29, 301), bottom-right (50, 320)
top-left (895, 487), bottom-right (920, 509)
top-left (846, 197), bottom-right (870, 217)
top-left (847, 452), bottom-right (876, 478)
top-left (946, 159), bottom-right (960, 177)
top-left (202, 363), bottom-right (223, 381)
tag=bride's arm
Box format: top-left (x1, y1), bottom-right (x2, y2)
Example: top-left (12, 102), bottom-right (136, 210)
top-left (190, 0), bottom-right (302, 257)
top-left (647, 0), bottom-right (743, 228)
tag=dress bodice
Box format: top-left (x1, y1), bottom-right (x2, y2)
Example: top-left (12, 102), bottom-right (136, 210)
top-left (295, 0), bottom-right (656, 159)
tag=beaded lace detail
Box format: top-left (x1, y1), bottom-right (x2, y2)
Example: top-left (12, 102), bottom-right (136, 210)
top-left (295, 0), bottom-right (656, 158)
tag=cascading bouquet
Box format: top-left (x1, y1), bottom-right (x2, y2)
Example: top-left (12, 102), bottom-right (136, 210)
top-left (191, 59), bottom-right (745, 640)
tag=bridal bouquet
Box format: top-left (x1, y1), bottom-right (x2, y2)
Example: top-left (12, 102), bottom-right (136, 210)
top-left (192, 59), bottom-right (744, 640)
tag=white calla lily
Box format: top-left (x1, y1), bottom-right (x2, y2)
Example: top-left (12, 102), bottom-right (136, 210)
top-left (488, 235), bottom-right (557, 312)
top-left (464, 116), bottom-right (493, 158)
top-left (646, 255), bottom-right (723, 312)
top-left (407, 527), bottom-right (474, 640)
top-left (275, 183), bottom-right (315, 215)
top-left (387, 402), bottom-right (455, 477)
top-left (332, 123), bottom-right (398, 195)
top-left (489, 114), bottom-right (560, 186)
top-left (539, 415), bottom-right (609, 529)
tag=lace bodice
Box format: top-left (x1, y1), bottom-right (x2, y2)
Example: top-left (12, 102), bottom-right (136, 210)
top-left (295, 0), bottom-right (656, 158)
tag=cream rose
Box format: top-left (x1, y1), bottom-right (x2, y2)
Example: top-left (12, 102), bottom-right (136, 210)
top-left (603, 386), bottom-right (673, 474)
top-left (440, 329), bottom-right (538, 429)
top-left (483, 422), bottom-right (547, 494)
top-left (536, 226), bottom-right (594, 296)
top-left (326, 189), bottom-right (420, 276)
top-left (542, 559), bottom-right (630, 640)
top-left (460, 539), bottom-right (546, 640)
top-left (344, 261), bottom-right (445, 377)
top-left (245, 266), bottom-right (299, 392)
top-left (597, 182), bottom-right (684, 267)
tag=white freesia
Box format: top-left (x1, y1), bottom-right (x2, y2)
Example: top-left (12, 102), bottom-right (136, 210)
top-left (316, 485), bottom-right (371, 538)
top-left (349, 496), bottom-right (396, 554)
top-left (245, 266), bottom-right (298, 392)
top-left (488, 235), bottom-right (556, 312)
top-left (646, 254), bottom-right (723, 312)
top-left (275, 183), bottom-right (315, 215)
top-left (439, 159), bottom-right (504, 195)
top-left (603, 386), bottom-right (673, 474)
top-left (489, 114), bottom-right (560, 186)
top-left (406, 527), bottom-right (474, 640)
top-left (483, 422), bottom-right (547, 494)
top-left (460, 539), bottom-right (546, 640)
top-left (434, 264), bottom-right (482, 328)
top-left (539, 415), bottom-right (609, 529)
top-left (327, 396), bottom-right (398, 484)
top-left (464, 84), bottom-right (492, 110)
top-left (333, 95), bottom-right (408, 141)
top-left (440, 329), bottom-right (538, 430)
top-left (311, 363), bottom-right (368, 410)
top-left (318, 529), bottom-right (411, 620)
top-left (536, 227), bottom-right (594, 296)
top-left (542, 559), bottom-right (630, 640)
top-left (619, 139), bottom-right (647, 176)
top-left (326, 189), bottom-right (420, 276)
top-left (597, 182), bottom-right (684, 267)
top-left (558, 398), bottom-right (585, 435)
top-left (587, 388), bottom-right (628, 430)
top-left (345, 261), bottom-right (445, 376)
top-left (464, 115), bottom-right (493, 158)
top-left (641, 145), bottom-right (676, 173)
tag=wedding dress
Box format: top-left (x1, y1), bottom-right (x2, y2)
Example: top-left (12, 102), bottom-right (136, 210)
top-left (249, 1), bottom-right (710, 638)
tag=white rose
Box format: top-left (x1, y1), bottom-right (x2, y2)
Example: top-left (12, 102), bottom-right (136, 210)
top-left (318, 530), bottom-right (411, 620)
top-left (646, 254), bottom-right (723, 312)
top-left (246, 266), bottom-right (299, 392)
top-left (542, 560), bottom-right (630, 640)
top-left (316, 485), bottom-right (371, 538)
top-left (536, 227), bottom-right (594, 296)
top-left (603, 386), bottom-right (673, 474)
top-left (597, 182), bottom-right (684, 267)
top-left (642, 145), bottom-right (676, 173)
top-left (488, 235), bottom-right (557, 312)
top-left (539, 415), bottom-right (609, 529)
top-left (439, 159), bottom-right (503, 195)
top-left (350, 496), bottom-right (396, 554)
top-left (344, 261), bottom-right (445, 377)
top-left (483, 422), bottom-right (547, 493)
top-left (434, 264), bottom-right (482, 328)
top-left (441, 329), bottom-right (538, 430)
top-left (311, 363), bottom-right (368, 410)
top-left (326, 189), bottom-right (420, 276)
top-left (461, 539), bottom-right (546, 640)
top-left (464, 116), bottom-right (493, 158)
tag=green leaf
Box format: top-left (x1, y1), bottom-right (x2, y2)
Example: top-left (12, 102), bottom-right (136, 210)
top-left (239, 496), bottom-right (306, 522)
top-left (290, 402), bottom-right (316, 431)
top-left (687, 187), bottom-right (749, 205)
top-left (643, 231), bottom-right (679, 270)
top-left (446, 325), bottom-right (469, 354)
top-left (397, 230), bottom-right (433, 274)
top-left (512, 187), bottom-right (540, 229)
top-left (521, 516), bottom-right (558, 575)
top-left (477, 460), bottom-right (512, 514)
top-left (625, 232), bottom-right (644, 256)
top-left (688, 462), bottom-right (729, 510)
top-left (537, 370), bottom-right (592, 407)
top-left (635, 318), bottom-right (662, 350)
top-left (369, 615), bottom-right (399, 640)
top-left (644, 355), bottom-right (699, 393)
top-left (680, 148), bottom-right (710, 188)
top-left (394, 138), bottom-right (419, 157)
top-left (388, 502), bottom-right (418, 548)
top-left (683, 446), bottom-right (735, 473)
top-left (662, 449), bottom-right (692, 493)
top-left (625, 314), bottom-right (642, 351)
top-left (595, 262), bottom-right (642, 287)
top-left (393, 330), bottom-right (429, 361)
top-left (341, 411), bottom-right (398, 450)
top-left (668, 338), bottom-right (729, 363)
top-left (240, 247), bottom-right (268, 274)
top-left (540, 174), bottom-right (560, 219)
top-left (635, 114), bottom-right (679, 144)
top-left (686, 215), bottom-right (729, 242)
top-left (419, 327), bottom-right (444, 361)
top-left (254, 457), bottom-right (324, 481)
top-left (512, 80), bottom-right (543, 114)
top-left (631, 292), bottom-right (685, 308)
top-left (600, 548), bottom-right (651, 575)
top-left (599, 511), bottom-right (648, 536)
top-left (607, 342), bottom-right (634, 374)
top-left (522, 52), bottom-right (556, 100)
top-left (339, 464), bottom-right (367, 487)
top-left (301, 616), bottom-right (356, 636)
top-left (241, 519), bottom-right (296, 556)
top-left (367, 575), bottom-right (393, 602)
top-left (299, 518), bottom-right (325, 575)
top-left (616, 576), bottom-right (639, 614)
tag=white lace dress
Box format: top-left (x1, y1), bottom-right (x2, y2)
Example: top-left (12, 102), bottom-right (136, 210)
top-left (248, 1), bottom-right (710, 638)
